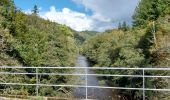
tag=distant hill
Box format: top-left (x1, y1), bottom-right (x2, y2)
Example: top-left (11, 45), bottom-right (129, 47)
top-left (74, 31), bottom-right (98, 45)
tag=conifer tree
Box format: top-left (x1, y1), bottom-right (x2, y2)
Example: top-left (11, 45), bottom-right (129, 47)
top-left (122, 21), bottom-right (128, 31)
top-left (133, 0), bottom-right (169, 27)
top-left (32, 5), bottom-right (39, 15)
top-left (118, 22), bottom-right (122, 30)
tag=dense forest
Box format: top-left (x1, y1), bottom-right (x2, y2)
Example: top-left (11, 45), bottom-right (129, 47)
top-left (0, 0), bottom-right (78, 97)
top-left (82, 0), bottom-right (170, 99)
top-left (0, 0), bottom-right (170, 99)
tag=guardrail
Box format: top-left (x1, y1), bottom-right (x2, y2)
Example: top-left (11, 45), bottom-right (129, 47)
top-left (0, 66), bottom-right (170, 100)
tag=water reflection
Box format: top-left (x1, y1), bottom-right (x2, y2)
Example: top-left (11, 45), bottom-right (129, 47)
top-left (73, 55), bottom-right (115, 100)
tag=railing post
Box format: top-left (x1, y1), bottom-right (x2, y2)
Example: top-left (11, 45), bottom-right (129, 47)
top-left (143, 69), bottom-right (145, 100)
top-left (85, 67), bottom-right (88, 100)
top-left (36, 68), bottom-right (39, 97)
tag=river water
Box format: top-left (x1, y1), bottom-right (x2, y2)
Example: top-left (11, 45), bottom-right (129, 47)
top-left (73, 55), bottom-right (115, 100)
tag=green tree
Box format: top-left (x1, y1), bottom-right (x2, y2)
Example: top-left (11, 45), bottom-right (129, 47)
top-left (133, 0), bottom-right (170, 27)
top-left (0, 0), bottom-right (10, 6)
top-left (32, 5), bottom-right (39, 15)
top-left (0, 1), bottom-right (78, 97)
top-left (0, 0), bottom-right (16, 34)
top-left (60, 25), bottom-right (73, 50)
top-left (118, 22), bottom-right (122, 30)
top-left (148, 0), bottom-right (159, 21)
top-left (122, 21), bottom-right (128, 31)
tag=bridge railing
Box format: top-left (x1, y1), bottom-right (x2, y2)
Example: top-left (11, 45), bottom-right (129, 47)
top-left (0, 66), bottom-right (170, 100)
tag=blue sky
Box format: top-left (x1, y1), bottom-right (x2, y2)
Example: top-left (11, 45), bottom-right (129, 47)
top-left (14, 0), bottom-right (140, 32)
top-left (14, 0), bottom-right (92, 15)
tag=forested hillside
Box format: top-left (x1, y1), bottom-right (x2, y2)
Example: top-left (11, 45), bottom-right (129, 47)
top-left (74, 30), bottom-right (98, 47)
top-left (0, 0), bottom-right (78, 96)
top-left (0, 0), bottom-right (170, 99)
top-left (82, 0), bottom-right (170, 99)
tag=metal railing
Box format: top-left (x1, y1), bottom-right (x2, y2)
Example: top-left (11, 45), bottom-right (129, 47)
top-left (0, 66), bottom-right (170, 100)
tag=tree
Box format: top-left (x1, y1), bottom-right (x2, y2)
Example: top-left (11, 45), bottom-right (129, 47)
top-left (122, 21), bottom-right (128, 31)
top-left (148, 0), bottom-right (159, 21)
top-left (118, 22), bottom-right (122, 30)
top-left (0, 0), bottom-right (10, 6)
top-left (164, 6), bottom-right (170, 14)
top-left (0, 0), bottom-right (16, 35)
top-left (0, 1), bottom-right (78, 97)
top-left (32, 5), bottom-right (39, 15)
top-left (60, 25), bottom-right (73, 50)
top-left (133, 0), bottom-right (169, 27)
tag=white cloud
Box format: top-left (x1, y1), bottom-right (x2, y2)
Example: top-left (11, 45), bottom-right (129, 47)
top-left (24, 9), bottom-right (32, 14)
top-left (39, 6), bottom-right (119, 32)
top-left (72, 0), bottom-right (140, 30)
top-left (72, 0), bottom-right (139, 22)
top-left (40, 6), bottom-right (93, 31)
top-left (38, 0), bottom-right (139, 32)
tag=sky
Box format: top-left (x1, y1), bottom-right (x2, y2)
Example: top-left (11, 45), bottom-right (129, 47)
top-left (14, 0), bottom-right (140, 32)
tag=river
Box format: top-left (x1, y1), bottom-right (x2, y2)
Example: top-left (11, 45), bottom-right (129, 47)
top-left (73, 55), bottom-right (115, 100)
